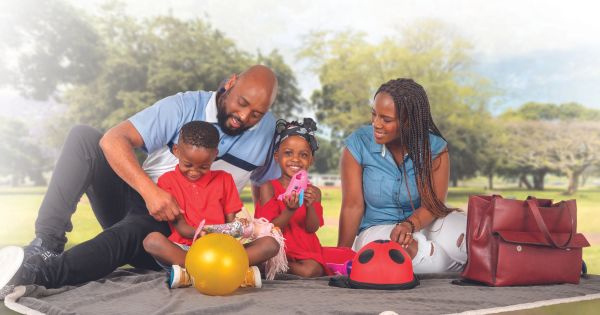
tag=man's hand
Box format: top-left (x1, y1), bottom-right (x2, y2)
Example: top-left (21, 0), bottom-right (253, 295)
top-left (144, 187), bottom-right (182, 221)
top-left (304, 185), bottom-right (321, 206)
top-left (101, 121), bottom-right (181, 221)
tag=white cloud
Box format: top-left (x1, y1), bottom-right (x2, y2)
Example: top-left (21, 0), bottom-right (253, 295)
top-left (73, 0), bottom-right (600, 58)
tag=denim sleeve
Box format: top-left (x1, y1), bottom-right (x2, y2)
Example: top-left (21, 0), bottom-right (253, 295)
top-left (344, 131), bottom-right (363, 165)
top-left (430, 133), bottom-right (448, 160)
top-left (128, 94), bottom-right (186, 153)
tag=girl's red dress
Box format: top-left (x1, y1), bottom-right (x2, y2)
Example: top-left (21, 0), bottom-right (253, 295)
top-left (255, 180), bottom-right (327, 270)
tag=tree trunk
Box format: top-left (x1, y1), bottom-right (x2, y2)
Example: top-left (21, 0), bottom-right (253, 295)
top-left (30, 172), bottom-right (47, 186)
top-left (566, 171), bottom-right (581, 195)
top-left (452, 177), bottom-right (458, 187)
top-left (488, 174), bottom-right (494, 190)
top-left (581, 172), bottom-right (589, 187)
top-left (519, 174), bottom-right (532, 190)
top-left (11, 174), bottom-right (23, 187)
top-left (532, 171), bottom-right (546, 190)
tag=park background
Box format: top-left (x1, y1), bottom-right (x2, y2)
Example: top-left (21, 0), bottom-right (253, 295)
top-left (1, 0), bottom-right (599, 275)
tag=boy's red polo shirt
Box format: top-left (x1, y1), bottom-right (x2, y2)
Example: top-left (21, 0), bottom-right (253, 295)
top-left (157, 166), bottom-right (242, 245)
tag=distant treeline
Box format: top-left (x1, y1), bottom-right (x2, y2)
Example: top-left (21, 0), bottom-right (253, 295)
top-left (1, 1), bottom-right (599, 194)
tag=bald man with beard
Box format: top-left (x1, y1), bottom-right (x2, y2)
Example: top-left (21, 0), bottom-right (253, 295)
top-left (1, 65), bottom-right (282, 291)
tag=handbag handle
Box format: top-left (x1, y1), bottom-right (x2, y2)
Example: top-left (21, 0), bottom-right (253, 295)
top-left (526, 199), bottom-right (575, 248)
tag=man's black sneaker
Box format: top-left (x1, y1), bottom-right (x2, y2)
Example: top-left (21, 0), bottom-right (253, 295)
top-left (23, 238), bottom-right (60, 262)
top-left (0, 246), bottom-right (45, 299)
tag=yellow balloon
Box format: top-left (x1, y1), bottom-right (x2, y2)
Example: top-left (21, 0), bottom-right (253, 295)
top-left (184, 233), bottom-right (249, 295)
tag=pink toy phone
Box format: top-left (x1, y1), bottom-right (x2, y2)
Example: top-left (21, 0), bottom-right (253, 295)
top-left (277, 170), bottom-right (309, 206)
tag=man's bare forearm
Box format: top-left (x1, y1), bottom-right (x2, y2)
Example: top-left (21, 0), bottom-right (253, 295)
top-left (99, 122), bottom-right (156, 198)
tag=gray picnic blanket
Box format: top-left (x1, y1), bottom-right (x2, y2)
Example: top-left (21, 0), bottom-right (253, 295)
top-left (4, 269), bottom-right (600, 315)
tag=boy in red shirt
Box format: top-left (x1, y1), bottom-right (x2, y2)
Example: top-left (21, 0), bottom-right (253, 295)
top-left (143, 121), bottom-right (276, 288)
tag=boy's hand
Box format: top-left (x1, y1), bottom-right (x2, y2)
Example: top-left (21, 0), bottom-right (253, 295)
top-left (283, 192), bottom-right (300, 211)
top-left (304, 185), bottom-right (321, 206)
top-left (192, 229), bottom-right (207, 243)
top-left (144, 186), bottom-right (182, 221)
top-left (192, 219), bottom-right (207, 242)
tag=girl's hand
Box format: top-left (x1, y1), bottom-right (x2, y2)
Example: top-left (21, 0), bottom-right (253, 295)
top-left (390, 222), bottom-right (413, 248)
top-left (283, 191), bottom-right (300, 211)
top-left (304, 185), bottom-right (321, 206)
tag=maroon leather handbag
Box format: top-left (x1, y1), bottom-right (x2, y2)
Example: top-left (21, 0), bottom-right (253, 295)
top-left (461, 195), bottom-right (590, 286)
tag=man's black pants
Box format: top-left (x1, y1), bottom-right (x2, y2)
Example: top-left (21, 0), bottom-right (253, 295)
top-left (34, 125), bottom-right (169, 288)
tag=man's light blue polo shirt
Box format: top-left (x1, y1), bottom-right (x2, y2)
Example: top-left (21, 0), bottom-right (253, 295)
top-left (128, 90), bottom-right (280, 191)
top-left (344, 125), bottom-right (448, 233)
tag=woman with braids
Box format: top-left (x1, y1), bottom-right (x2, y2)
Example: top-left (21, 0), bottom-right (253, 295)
top-left (337, 78), bottom-right (467, 273)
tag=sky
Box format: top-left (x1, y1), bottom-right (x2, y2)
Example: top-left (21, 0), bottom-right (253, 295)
top-left (2, 0), bottom-right (600, 118)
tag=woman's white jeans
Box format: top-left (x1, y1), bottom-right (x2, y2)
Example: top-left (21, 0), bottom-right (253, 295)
top-left (352, 212), bottom-right (467, 273)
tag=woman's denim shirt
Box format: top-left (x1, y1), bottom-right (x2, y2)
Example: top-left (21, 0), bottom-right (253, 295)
top-left (344, 125), bottom-right (447, 233)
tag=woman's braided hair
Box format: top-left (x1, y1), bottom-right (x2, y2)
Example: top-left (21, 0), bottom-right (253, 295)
top-left (375, 78), bottom-right (454, 218)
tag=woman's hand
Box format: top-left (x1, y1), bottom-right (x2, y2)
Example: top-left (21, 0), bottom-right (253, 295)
top-left (283, 191), bottom-right (301, 211)
top-left (304, 185), bottom-right (321, 206)
top-left (390, 222), bottom-right (413, 248)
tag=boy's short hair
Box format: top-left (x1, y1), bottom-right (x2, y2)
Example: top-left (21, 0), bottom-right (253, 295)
top-left (179, 121), bottom-right (219, 149)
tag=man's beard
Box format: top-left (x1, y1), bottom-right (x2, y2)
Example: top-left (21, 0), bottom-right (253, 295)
top-left (217, 91), bottom-right (250, 136)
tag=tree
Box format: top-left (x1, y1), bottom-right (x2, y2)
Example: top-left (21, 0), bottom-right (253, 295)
top-left (299, 20), bottom-right (495, 183)
top-left (5, 0), bottom-right (104, 100)
top-left (7, 1), bottom-right (304, 134)
top-left (472, 120), bottom-right (509, 190)
top-left (498, 122), bottom-right (556, 190)
top-left (549, 122), bottom-right (600, 195)
top-left (257, 50), bottom-right (305, 119)
top-left (63, 6), bottom-right (252, 130)
top-left (499, 102), bottom-right (600, 191)
top-left (0, 1), bottom-right (19, 87)
top-left (499, 121), bottom-right (600, 194)
top-left (501, 102), bottom-right (600, 121)
top-left (0, 118), bottom-right (49, 186)
top-left (312, 137), bottom-right (341, 174)
top-left (300, 30), bottom-right (378, 138)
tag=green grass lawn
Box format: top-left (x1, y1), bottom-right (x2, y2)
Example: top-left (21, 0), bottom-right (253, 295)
top-left (1, 185), bottom-right (599, 274)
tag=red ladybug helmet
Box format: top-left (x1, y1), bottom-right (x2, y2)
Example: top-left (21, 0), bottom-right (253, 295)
top-left (348, 240), bottom-right (419, 290)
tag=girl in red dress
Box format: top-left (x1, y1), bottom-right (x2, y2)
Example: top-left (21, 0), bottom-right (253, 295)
top-left (255, 118), bottom-right (328, 278)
